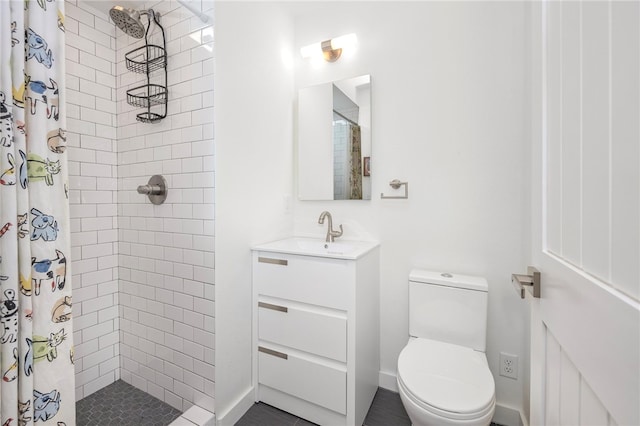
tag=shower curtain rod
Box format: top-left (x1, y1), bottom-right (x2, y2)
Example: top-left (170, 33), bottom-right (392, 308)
top-left (333, 109), bottom-right (359, 126)
top-left (177, 0), bottom-right (209, 23)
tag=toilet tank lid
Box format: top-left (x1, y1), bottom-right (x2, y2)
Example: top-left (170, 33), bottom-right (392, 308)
top-left (409, 269), bottom-right (488, 292)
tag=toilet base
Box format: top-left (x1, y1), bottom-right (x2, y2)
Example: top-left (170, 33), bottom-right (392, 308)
top-left (398, 377), bottom-right (495, 426)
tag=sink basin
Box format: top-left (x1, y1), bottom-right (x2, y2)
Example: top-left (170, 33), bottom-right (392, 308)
top-left (296, 240), bottom-right (355, 255)
top-left (252, 237), bottom-right (379, 260)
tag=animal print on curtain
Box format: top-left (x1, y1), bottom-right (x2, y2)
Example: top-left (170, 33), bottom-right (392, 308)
top-left (0, 1), bottom-right (75, 425)
top-left (349, 124), bottom-right (362, 200)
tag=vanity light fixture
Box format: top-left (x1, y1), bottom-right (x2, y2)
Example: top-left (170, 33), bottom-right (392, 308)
top-left (300, 33), bottom-right (357, 62)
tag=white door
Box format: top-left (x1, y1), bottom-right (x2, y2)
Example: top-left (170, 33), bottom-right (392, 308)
top-left (529, 1), bottom-right (640, 425)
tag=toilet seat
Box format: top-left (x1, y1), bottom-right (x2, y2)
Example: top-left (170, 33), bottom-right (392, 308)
top-left (397, 338), bottom-right (495, 420)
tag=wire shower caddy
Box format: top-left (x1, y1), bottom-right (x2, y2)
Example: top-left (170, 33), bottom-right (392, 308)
top-left (125, 10), bottom-right (167, 123)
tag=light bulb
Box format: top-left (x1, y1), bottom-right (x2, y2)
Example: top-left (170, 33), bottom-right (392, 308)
top-left (330, 33), bottom-right (357, 50)
top-left (300, 42), bottom-right (322, 59)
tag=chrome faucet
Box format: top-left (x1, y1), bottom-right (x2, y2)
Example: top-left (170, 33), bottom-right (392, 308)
top-left (318, 211), bottom-right (343, 243)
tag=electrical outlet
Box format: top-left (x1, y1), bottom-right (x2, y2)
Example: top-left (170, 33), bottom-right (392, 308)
top-left (499, 352), bottom-right (518, 379)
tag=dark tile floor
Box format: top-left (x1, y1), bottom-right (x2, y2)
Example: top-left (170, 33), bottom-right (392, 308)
top-left (236, 388), bottom-right (410, 426)
top-left (76, 380), bottom-right (182, 426)
top-left (236, 388), bottom-right (504, 426)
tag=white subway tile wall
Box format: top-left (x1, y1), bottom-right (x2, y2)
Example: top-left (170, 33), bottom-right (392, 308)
top-left (66, 0), bottom-right (215, 413)
top-left (66, 0), bottom-right (120, 402)
top-left (116, 0), bottom-right (215, 413)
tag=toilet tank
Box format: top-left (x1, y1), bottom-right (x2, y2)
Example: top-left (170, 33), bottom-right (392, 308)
top-left (409, 269), bottom-right (488, 352)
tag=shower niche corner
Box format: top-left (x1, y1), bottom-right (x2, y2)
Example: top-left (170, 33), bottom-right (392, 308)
top-left (112, 6), bottom-right (168, 123)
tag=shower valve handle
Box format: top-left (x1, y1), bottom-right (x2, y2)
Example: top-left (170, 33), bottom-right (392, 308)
top-left (137, 184), bottom-right (162, 195)
top-left (137, 175), bottom-right (168, 205)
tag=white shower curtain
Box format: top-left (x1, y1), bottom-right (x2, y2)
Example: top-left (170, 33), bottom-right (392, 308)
top-left (1, 1), bottom-right (75, 425)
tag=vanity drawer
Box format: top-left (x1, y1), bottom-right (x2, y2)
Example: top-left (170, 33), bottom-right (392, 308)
top-left (258, 346), bottom-right (347, 415)
top-left (254, 252), bottom-right (352, 310)
top-left (258, 301), bottom-right (347, 362)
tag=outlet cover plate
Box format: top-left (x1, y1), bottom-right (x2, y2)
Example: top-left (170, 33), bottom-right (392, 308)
top-left (499, 352), bottom-right (518, 379)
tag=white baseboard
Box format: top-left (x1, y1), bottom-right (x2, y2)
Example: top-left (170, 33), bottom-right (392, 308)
top-left (492, 404), bottom-right (526, 426)
top-left (215, 387), bottom-right (255, 426)
top-left (378, 371), bottom-right (526, 426)
top-left (378, 370), bottom-right (398, 392)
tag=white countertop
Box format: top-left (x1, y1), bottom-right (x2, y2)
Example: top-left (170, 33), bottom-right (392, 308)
top-left (252, 237), bottom-right (379, 260)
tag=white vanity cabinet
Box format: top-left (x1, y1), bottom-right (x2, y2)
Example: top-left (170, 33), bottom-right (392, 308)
top-left (251, 238), bottom-right (380, 426)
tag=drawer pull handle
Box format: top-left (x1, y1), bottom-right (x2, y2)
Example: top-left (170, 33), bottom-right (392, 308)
top-left (258, 346), bottom-right (288, 360)
top-left (258, 302), bottom-right (288, 313)
top-left (258, 257), bottom-right (288, 266)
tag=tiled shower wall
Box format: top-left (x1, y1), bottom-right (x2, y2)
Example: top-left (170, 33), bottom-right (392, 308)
top-left (116, 0), bottom-right (215, 412)
top-left (66, 1), bottom-right (120, 400)
top-left (65, 0), bottom-right (215, 412)
top-left (333, 121), bottom-right (348, 199)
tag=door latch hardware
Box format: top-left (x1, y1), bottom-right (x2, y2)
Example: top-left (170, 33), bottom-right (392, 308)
top-left (511, 266), bottom-right (541, 299)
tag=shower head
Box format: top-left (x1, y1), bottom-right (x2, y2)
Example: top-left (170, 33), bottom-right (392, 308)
top-left (109, 6), bottom-right (145, 39)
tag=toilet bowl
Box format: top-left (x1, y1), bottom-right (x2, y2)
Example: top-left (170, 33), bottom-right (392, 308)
top-left (398, 270), bottom-right (496, 426)
top-left (397, 338), bottom-right (495, 426)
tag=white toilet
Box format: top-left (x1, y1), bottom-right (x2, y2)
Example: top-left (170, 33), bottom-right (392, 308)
top-left (397, 269), bottom-right (496, 426)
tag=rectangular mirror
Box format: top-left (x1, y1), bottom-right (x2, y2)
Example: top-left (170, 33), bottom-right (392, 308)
top-left (298, 75), bottom-right (371, 200)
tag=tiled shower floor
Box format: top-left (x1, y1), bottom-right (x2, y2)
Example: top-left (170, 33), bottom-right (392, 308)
top-left (76, 380), bottom-right (182, 426)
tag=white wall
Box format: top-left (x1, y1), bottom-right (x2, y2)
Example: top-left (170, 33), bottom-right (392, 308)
top-left (116, 0), bottom-right (215, 413)
top-left (294, 2), bottom-right (528, 408)
top-left (214, 2), bottom-right (295, 423)
top-left (66, 0), bottom-right (120, 400)
top-left (215, 0), bottom-right (530, 420)
top-left (292, 2), bottom-right (529, 413)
